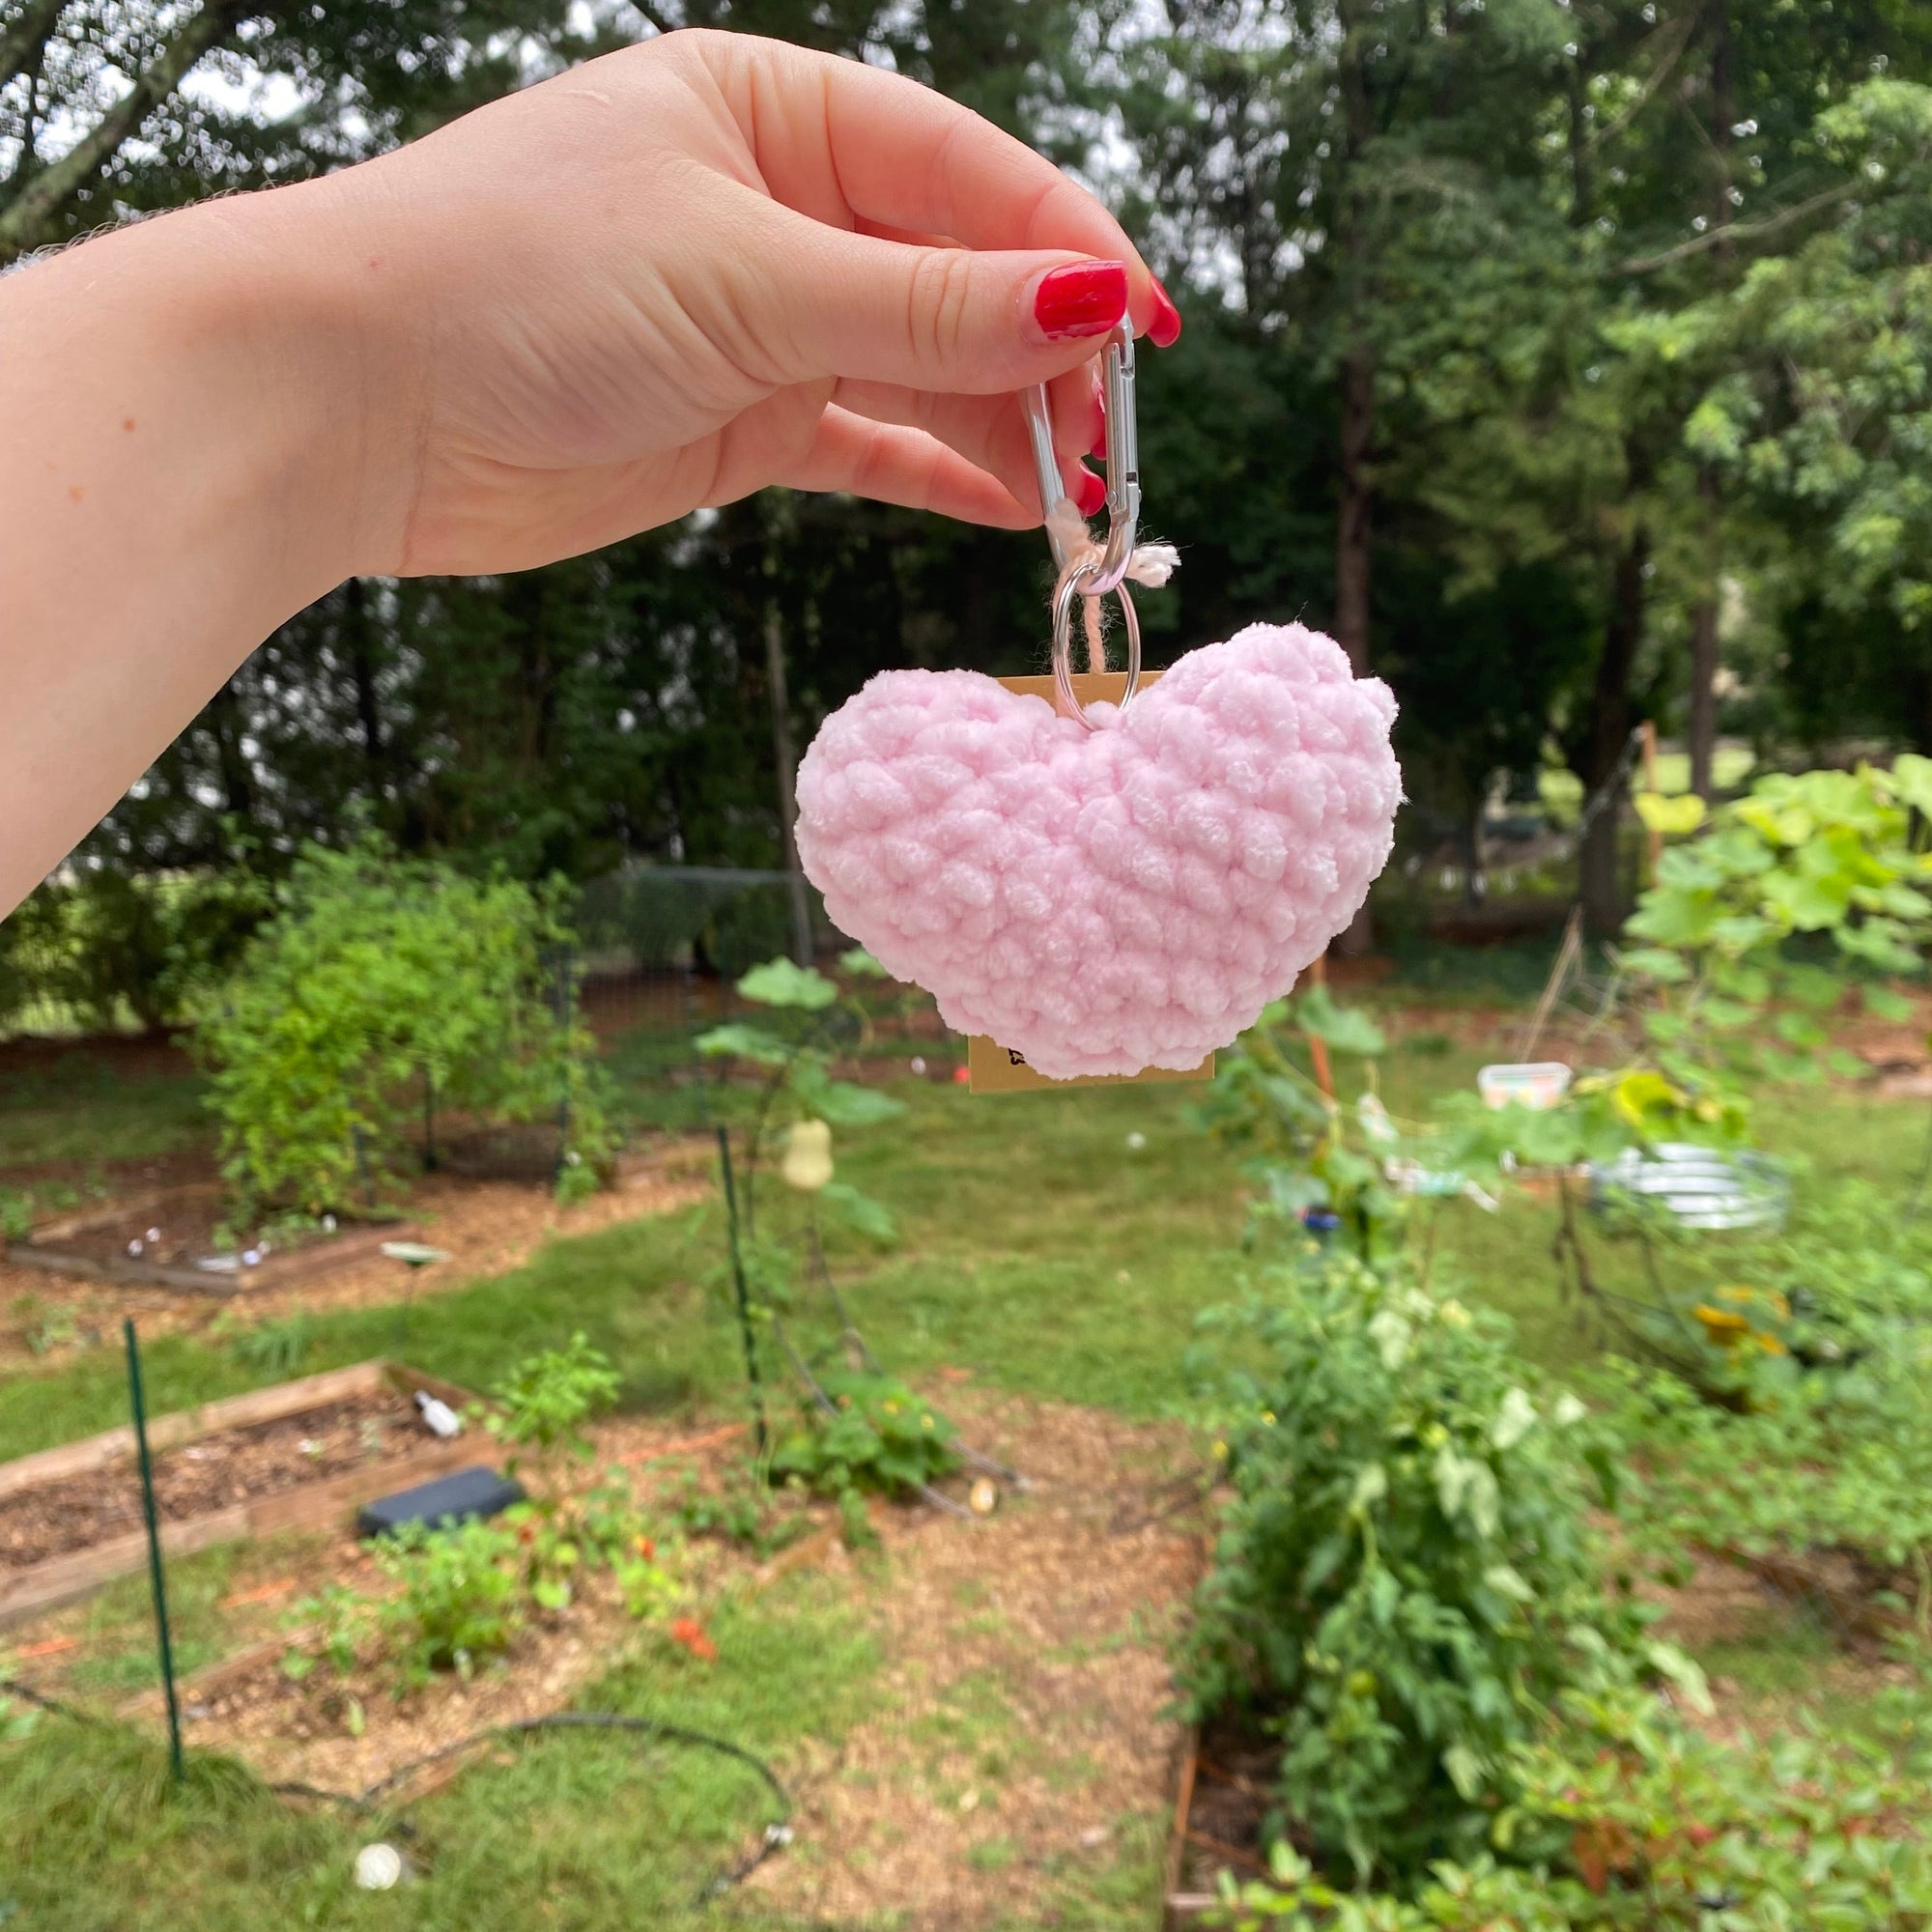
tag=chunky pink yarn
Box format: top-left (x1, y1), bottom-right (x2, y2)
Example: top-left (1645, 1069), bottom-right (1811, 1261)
top-left (794, 622), bottom-right (1402, 1080)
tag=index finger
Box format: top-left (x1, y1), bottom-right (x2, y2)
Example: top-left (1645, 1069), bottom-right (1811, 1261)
top-left (673, 31), bottom-right (1159, 329)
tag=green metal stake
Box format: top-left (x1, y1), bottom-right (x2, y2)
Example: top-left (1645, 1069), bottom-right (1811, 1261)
top-left (124, 1318), bottom-right (185, 1785)
top-left (715, 1126), bottom-right (768, 1453)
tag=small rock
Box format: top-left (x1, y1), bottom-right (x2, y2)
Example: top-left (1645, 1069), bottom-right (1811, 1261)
top-left (1125, 1131), bottom-right (1147, 1151)
top-left (1078, 1825), bottom-right (1110, 1849)
top-left (969, 1478), bottom-right (999, 1516)
top-left (354, 1844), bottom-right (405, 1890)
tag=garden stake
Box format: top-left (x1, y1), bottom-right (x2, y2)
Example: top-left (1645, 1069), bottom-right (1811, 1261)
top-left (715, 1125), bottom-right (769, 1452)
top-left (123, 1318), bottom-right (185, 1785)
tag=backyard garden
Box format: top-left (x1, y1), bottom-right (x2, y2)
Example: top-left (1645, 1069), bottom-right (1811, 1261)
top-left (5, 766), bottom-right (1932, 1930)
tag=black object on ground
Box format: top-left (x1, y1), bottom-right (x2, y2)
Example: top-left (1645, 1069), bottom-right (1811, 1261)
top-left (355, 1464), bottom-right (525, 1539)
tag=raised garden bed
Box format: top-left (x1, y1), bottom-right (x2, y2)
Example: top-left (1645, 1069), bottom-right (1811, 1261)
top-left (1163, 1720), bottom-right (1284, 1927)
top-left (4, 1183), bottom-right (418, 1295)
top-left (0, 1358), bottom-right (476, 1629)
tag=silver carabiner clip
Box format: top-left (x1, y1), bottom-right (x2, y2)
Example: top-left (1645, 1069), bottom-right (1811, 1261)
top-left (1021, 324), bottom-right (1140, 595)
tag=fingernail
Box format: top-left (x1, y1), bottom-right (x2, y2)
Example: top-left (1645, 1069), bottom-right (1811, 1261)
top-left (1035, 261), bottom-right (1128, 341)
top-left (1075, 466), bottom-right (1107, 518)
top-left (1090, 377), bottom-right (1108, 460)
top-left (1148, 275), bottom-right (1182, 348)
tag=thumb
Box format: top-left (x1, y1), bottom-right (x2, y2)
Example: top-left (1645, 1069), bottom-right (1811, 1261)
top-left (745, 215), bottom-right (1131, 396)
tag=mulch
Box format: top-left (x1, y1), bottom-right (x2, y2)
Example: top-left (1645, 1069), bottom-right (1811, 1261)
top-left (0, 1139), bottom-right (716, 1367)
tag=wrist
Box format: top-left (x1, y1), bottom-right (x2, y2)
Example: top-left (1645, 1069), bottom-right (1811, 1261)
top-left (168, 177), bottom-right (427, 583)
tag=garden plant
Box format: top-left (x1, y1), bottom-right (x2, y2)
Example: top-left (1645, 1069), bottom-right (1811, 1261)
top-left (191, 832), bottom-right (609, 1217)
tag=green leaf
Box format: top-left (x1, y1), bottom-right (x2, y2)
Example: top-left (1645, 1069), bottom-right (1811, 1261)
top-left (1865, 983), bottom-right (1918, 1021)
top-left (1619, 947), bottom-right (1691, 983)
top-left (695, 1023), bottom-right (791, 1065)
top-left (1774, 1011), bottom-right (1828, 1050)
top-left (819, 1180), bottom-right (897, 1242)
top-left (1442, 1744), bottom-right (1485, 1802)
top-left (1889, 753), bottom-right (1932, 821)
top-left (1626, 887), bottom-right (1718, 949)
top-left (736, 958), bottom-right (839, 1009)
top-left (1634, 791), bottom-right (1707, 837)
top-left (838, 947), bottom-right (890, 980)
top-left (1294, 984), bottom-right (1387, 1057)
top-left (1781, 963), bottom-right (1845, 1011)
top-left (1761, 867), bottom-right (1854, 932)
top-left (791, 1063), bottom-right (905, 1126)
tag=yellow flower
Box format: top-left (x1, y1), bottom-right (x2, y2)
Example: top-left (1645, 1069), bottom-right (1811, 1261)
top-left (1694, 1304), bottom-right (1751, 1342)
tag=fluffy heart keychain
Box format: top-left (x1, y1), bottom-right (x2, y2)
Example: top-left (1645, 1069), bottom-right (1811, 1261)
top-left (795, 329), bottom-right (1402, 1082)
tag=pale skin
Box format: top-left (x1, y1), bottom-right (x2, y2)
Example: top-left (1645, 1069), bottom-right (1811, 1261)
top-left (0, 29), bottom-right (1177, 919)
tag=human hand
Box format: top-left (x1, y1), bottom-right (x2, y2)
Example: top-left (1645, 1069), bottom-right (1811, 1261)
top-left (0, 27), bottom-right (1182, 916)
top-left (317, 29), bottom-right (1180, 576)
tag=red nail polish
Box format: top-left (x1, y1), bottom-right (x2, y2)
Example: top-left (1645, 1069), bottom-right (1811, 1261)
top-left (1075, 467), bottom-right (1107, 518)
top-left (1148, 275), bottom-right (1182, 348)
top-left (1035, 262), bottom-right (1128, 340)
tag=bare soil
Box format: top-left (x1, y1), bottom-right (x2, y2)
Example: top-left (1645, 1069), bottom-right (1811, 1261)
top-left (0, 1388), bottom-right (430, 1569)
top-left (23, 1183), bottom-right (375, 1274)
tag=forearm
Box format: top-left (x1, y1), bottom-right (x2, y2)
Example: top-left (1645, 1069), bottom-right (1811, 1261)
top-left (0, 183), bottom-right (412, 913)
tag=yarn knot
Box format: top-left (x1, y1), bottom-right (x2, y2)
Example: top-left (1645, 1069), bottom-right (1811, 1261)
top-left (1044, 497), bottom-right (1181, 673)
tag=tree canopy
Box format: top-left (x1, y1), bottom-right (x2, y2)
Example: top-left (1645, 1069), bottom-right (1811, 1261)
top-left (9, 0), bottom-right (1932, 994)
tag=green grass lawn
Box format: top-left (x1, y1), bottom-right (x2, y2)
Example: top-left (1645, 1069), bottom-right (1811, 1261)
top-left (0, 1048), bottom-right (208, 1174)
top-left (7, 1008), bottom-right (1931, 1927)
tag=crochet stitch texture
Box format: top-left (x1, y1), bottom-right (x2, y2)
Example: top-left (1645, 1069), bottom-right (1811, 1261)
top-left (795, 622), bottom-right (1402, 1079)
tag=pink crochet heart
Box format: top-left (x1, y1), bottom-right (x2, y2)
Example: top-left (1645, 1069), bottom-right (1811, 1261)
top-left (794, 622), bottom-right (1402, 1080)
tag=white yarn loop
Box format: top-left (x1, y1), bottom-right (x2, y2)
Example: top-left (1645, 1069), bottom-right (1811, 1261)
top-left (1044, 497), bottom-right (1181, 672)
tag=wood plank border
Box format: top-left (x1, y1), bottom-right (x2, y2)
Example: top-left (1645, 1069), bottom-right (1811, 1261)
top-left (0, 1361), bottom-right (483, 1631)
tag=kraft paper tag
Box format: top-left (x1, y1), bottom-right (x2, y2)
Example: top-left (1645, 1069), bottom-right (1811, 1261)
top-left (966, 667), bottom-right (1216, 1095)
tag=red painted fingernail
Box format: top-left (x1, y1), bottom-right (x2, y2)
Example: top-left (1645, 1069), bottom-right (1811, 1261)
top-left (1074, 466), bottom-right (1107, 518)
top-left (1148, 275), bottom-right (1182, 348)
top-left (1090, 378), bottom-right (1108, 460)
top-left (1035, 261), bottom-right (1128, 341)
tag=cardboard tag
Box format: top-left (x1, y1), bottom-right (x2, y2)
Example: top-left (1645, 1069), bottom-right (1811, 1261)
top-left (966, 666), bottom-right (1216, 1094)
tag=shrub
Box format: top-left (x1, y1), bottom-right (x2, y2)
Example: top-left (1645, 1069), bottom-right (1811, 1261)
top-left (188, 834), bottom-right (607, 1214)
top-left (1179, 1253), bottom-right (1667, 1884)
top-left (1212, 1680), bottom-right (1932, 1929)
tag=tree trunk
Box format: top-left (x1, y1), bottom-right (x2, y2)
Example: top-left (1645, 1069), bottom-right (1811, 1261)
top-left (1577, 528), bottom-right (1648, 938)
top-left (1688, 1), bottom-right (1733, 803)
top-left (763, 603), bottom-right (815, 968)
top-left (1335, 346), bottom-right (1375, 680)
top-left (344, 577), bottom-right (384, 783)
top-left (1688, 533), bottom-right (1719, 800)
top-left (1463, 789), bottom-right (1486, 913)
top-left (1332, 346), bottom-right (1378, 953)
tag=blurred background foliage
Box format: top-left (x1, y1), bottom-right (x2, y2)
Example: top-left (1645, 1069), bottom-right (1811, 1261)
top-left (11, 0), bottom-right (1932, 1020)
